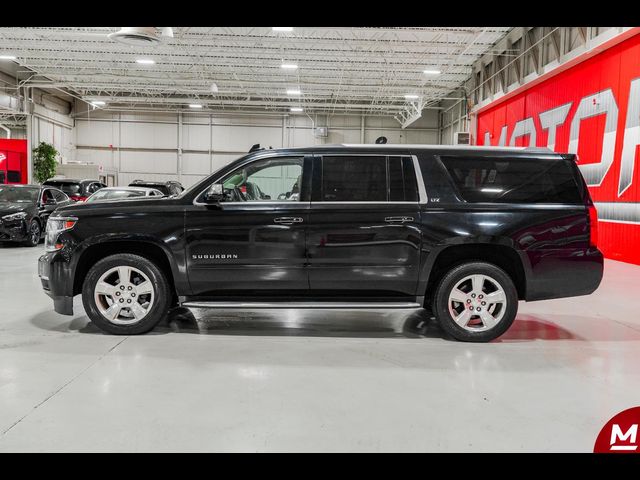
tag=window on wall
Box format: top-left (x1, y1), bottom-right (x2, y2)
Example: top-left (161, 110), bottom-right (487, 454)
top-left (7, 171), bottom-right (20, 183)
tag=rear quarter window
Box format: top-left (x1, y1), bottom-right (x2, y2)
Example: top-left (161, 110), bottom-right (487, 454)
top-left (439, 156), bottom-right (583, 204)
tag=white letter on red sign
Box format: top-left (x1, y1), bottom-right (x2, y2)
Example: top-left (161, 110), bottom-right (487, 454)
top-left (539, 103), bottom-right (572, 151)
top-left (510, 117), bottom-right (537, 146)
top-left (619, 78), bottom-right (640, 196)
top-left (483, 126), bottom-right (507, 146)
top-left (569, 89), bottom-right (618, 187)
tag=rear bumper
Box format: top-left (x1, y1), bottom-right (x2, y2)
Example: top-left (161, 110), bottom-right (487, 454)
top-left (39, 251), bottom-right (75, 315)
top-left (524, 247), bottom-right (604, 301)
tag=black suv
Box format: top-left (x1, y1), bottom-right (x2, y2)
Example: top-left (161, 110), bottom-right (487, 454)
top-left (128, 180), bottom-right (184, 197)
top-left (43, 179), bottom-right (106, 202)
top-left (38, 145), bottom-right (603, 342)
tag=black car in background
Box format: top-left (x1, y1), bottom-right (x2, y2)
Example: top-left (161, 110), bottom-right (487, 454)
top-left (0, 184), bottom-right (72, 246)
top-left (39, 145), bottom-right (603, 342)
top-left (128, 180), bottom-right (184, 196)
top-left (42, 179), bottom-right (106, 202)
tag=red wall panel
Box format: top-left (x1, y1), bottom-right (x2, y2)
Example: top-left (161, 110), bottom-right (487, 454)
top-left (476, 33), bottom-right (640, 265)
top-left (0, 139), bottom-right (28, 184)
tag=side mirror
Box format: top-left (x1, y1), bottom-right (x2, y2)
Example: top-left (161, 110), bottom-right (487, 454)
top-left (203, 183), bottom-right (224, 203)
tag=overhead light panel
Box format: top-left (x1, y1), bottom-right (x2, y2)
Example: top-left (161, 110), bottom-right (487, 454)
top-left (210, 83), bottom-right (219, 93)
top-left (272, 27), bottom-right (294, 32)
top-left (404, 94), bottom-right (420, 100)
top-left (189, 104), bottom-right (203, 109)
top-left (0, 55), bottom-right (16, 60)
top-left (290, 107), bottom-right (304, 112)
top-left (287, 89), bottom-right (302, 95)
top-left (281, 63), bottom-right (298, 70)
top-left (136, 58), bottom-right (155, 65)
top-left (90, 100), bottom-right (106, 106)
top-left (423, 69), bottom-right (441, 75)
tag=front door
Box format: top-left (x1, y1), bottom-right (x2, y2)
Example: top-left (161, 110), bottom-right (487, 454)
top-left (307, 154), bottom-right (422, 298)
top-left (185, 155), bottom-right (311, 297)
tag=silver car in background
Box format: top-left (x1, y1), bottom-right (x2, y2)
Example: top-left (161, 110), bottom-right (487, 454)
top-left (85, 186), bottom-right (165, 203)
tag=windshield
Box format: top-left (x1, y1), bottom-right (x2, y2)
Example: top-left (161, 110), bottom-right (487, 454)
top-left (87, 189), bottom-right (146, 202)
top-left (44, 182), bottom-right (81, 195)
top-left (0, 186), bottom-right (39, 203)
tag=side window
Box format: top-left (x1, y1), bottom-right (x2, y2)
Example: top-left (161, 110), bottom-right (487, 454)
top-left (41, 189), bottom-right (54, 203)
top-left (221, 157), bottom-right (304, 202)
top-left (88, 183), bottom-right (101, 193)
top-left (52, 189), bottom-right (69, 202)
top-left (321, 156), bottom-right (386, 202)
top-left (387, 156), bottom-right (418, 202)
top-left (439, 156), bottom-right (583, 204)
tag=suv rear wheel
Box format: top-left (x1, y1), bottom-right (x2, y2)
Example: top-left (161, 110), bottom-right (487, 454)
top-left (82, 253), bottom-right (171, 335)
top-left (432, 262), bottom-right (518, 342)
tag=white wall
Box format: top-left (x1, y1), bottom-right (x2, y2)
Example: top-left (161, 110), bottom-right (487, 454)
top-left (439, 99), bottom-right (469, 145)
top-left (73, 110), bottom-right (440, 188)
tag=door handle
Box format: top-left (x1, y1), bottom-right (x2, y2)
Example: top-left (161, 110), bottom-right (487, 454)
top-left (274, 217), bottom-right (304, 225)
top-left (385, 216), bottom-right (414, 224)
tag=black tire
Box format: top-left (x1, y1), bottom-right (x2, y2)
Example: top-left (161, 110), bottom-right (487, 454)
top-left (23, 219), bottom-right (41, 247)
top-left (432, 262), bottom-right (518, 342)
top-left (81, 253), bottom-right (171, 335)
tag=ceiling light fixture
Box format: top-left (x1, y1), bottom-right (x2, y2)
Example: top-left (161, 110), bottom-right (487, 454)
top-left (423, 69), bottom-right (441, 75)
top-left (290, 107), bottom-right (304, 112)
top-left (136, 58), bottom-right (155, 65)
top-left (287, 89), bottom-right (302, 95)
top-left (272, 27), bottom-right (294, 32)
top-left (404, 94), bottom-right (420, 100)
top-left (189, 104), bottom-right (203, 109)
top-left (281, 63), bottom-right (298, 70)
top-left (90, 100), bottom-right (106, 106)
top-left (0, 55), bottom-right (16, 60)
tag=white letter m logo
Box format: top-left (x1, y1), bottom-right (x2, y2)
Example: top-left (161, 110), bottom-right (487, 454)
top-left (610, 424), bottom-right (638, 451)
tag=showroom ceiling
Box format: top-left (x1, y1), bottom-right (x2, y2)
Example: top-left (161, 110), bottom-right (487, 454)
top-left (0, 27), bottom-right (511, 118)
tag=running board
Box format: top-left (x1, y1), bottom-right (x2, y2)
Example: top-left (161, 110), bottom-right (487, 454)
top-left (182, 301), bottom-right (421, 309)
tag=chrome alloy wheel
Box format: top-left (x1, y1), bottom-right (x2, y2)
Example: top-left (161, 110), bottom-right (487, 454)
top-left (447, 274), bottom-right (507, 332)
top-left (29, 222), bottom-right (40, 244)
top-left (94, 266), bottom-right (155, 325)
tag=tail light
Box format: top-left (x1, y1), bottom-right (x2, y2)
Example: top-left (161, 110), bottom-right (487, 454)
top-left (71, 195), bottom-right (88, 202)
top-left (588, 205), bottom-right (598, 248)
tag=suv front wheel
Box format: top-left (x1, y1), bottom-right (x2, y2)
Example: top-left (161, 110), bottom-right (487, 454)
top-left (82, 253), bottom-right (171, 335)
top-left (432, 262), bottom-right (518, 342)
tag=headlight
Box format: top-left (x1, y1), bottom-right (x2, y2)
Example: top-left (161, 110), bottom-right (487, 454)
top-left (45, 216), bottom-right (77, 252)
top-left (2, 212), bottom-right (28, 222)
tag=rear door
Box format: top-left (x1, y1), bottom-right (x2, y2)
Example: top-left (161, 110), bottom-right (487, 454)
top-left (307, 153), bottom-right (423, 298)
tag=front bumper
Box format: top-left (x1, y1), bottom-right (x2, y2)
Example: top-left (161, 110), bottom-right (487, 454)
top-left (39, 251), bottom-right (75, 315)
top-left (0, 219), bottom-right (28, 242)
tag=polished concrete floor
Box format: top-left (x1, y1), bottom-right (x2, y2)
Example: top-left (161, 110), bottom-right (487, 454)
top-left (0, 243), bottom-right (638, 452)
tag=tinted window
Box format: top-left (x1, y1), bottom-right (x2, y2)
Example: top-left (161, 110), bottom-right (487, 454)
top-left (52, 189), bottom-right (69, 202)
top-left (7, 171), bottom-right (20, 183)
top-left (41, 189), bottom-right (55, 203)
top-left (44, 181), bottom-right (81, 196)
top-left (322, 156), bottom-right (386, 202)
top-left (0, 171), bottom-right (5, 184)
top-left (440, 156), bottom-right (583, 204)
top-left (388, 156), bottom-right (419, 202)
